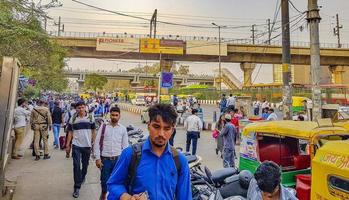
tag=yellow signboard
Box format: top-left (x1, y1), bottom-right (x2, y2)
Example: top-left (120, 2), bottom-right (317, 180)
top-left (140, 38), bottom-right (184, 55)
top-left (96, 37), bottom-right (139, 52)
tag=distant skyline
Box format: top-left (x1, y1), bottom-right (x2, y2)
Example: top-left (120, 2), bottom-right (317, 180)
top-left (39, 0), bottom-right (349, 83)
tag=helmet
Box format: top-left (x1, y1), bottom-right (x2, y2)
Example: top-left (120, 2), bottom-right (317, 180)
top-left (239, 170), bottom-right (253, 189)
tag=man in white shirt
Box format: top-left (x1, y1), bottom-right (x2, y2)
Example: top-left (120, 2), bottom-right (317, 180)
top-left (226, 94), bottom-right (236, 110)
top-left (266, 108), bottom-right (279, 121)
top-left (13, 98), bottom-right (31, 159)
top-left (184, 109), bottom-right (203, 155)
top-left (94, 106), bottom-right (128, 200)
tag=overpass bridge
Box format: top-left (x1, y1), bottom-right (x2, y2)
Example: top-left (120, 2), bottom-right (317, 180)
top-left (53, 31), bottom-right (349, 86)
top-left (64, 70), bottom-right (215, 86)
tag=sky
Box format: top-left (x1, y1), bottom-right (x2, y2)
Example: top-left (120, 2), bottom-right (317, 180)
top-left (39, 0), bottom-right (349, 84)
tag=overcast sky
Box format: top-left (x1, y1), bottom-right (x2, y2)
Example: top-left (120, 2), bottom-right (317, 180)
top-left (41, 0), bottom-right (349, 83)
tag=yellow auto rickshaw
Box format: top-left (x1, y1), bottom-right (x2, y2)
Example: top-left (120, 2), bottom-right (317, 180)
top-left (310, 140), bottom-right (349, 200)
top-left (240, 120), bottom-right (349, 187)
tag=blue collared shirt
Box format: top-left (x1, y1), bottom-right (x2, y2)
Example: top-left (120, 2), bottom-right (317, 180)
top-left (107, 138), bottom-right (192, 200)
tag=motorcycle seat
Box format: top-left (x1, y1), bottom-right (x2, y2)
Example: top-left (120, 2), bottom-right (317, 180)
top-left (212, 168), bottom-right (237, 184)
top-left (185, 155), bottom-right (198, 164)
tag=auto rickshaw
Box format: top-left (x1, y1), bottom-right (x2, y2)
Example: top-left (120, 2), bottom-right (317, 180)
top-left (310, 140), bottom-right (349, 200)
top-left (240, 120), bottom-right (349, 187)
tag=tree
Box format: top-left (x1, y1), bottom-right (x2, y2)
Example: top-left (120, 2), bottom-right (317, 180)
top-left (84, 73), bottom-right (108, 92)
top-left (0, 0), bottom-right (67, 92)
top-left (177, 65), bottom-right (190, 75)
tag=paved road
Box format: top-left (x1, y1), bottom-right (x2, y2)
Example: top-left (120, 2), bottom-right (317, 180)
top-left (6, 110), bottom-right (228, 200)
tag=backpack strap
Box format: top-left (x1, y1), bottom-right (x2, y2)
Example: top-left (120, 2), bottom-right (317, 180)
top-left (126, 142), bottom-right (144, 194)
top-left (170, 146), bottom-right (181, 175)
top-left (99, 123), bottom-right (107, 155)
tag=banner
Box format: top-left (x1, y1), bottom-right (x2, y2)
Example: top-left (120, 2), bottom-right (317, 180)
top-left (140, 38), bottom-right (184, 55)
top-left (186, 40), bottom-right (227, 56)
top-left (161, 72), bottom-right (174, 88)
top-left (96, 37), bottom-right (139, 52)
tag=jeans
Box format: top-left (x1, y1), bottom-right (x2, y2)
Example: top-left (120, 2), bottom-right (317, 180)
top-left (72, 145), bottom-right (91, 189)
top-left (223, 148), bottom-right (235, 168)
top-left (186, 131), bottom-right (199, 155)
top-left (100, 158), bottom-right (118, 193)
top-left (52, 124), bottom-right (61, 146)
top-left (254, 108), bottom-right (259, 116)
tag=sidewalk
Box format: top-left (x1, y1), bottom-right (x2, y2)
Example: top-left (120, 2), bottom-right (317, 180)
top-left (5, 129), bottom-right (101, 200)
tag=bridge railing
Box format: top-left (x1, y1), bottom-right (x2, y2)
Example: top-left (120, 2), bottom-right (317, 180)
top-left (49, 31), bottom-right (349, 49)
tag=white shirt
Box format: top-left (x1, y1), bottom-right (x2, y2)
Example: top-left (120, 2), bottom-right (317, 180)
top-left (184, 115), bottom-right (203, 132)
top-left (267, 112), bottom-right (279, 121)
top-left (69, 113), bottom-right (95, 147)
top-left (226, 96), bottom-right (236, 107)
top-left (94, 122), bottom-right (128, 160)
top-left (261, 101), bottom-right (269, 109)
top-left (14, 106), bottom-right (31, 128)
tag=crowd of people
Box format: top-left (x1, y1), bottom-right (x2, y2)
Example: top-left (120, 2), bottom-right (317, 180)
top-left (12, 92), bottom-right (297, 200)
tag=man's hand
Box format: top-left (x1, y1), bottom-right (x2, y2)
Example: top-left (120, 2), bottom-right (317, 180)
top-left (65, 145), bottom-right (71, 154)
top-left (95, 159), bottom-right (103, 169)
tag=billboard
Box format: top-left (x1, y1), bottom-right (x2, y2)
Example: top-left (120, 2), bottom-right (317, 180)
top-left (140, 38), bottom-right (184, 55)
top-left (96, 37), bottom-right (139, 52)
top-left (186, 40), bottom-right (227, 56)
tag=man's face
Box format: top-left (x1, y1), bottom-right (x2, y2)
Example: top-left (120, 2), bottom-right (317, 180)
top-left (148, 116), bottom-right (174, 148)
top-left (110, 111), bottom-right (120, 123)
top-left (76, 105), bottom-right (85, 115)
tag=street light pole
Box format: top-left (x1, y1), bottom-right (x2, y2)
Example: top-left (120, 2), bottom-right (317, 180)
top-left (212, 23), bottom-right (226, 97)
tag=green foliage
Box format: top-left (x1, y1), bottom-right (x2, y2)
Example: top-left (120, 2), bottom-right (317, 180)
top-left (0, 1), bottom-right (67, 92)
top-left (182, 84), bottom-right (209, 89)
top-left (23, 85), bottom-right (40, 99)
top-left (84, 73), bottom-right (108, 92)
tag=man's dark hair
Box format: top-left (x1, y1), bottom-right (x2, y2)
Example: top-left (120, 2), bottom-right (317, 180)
top-left (191, 109), bottom-right (198, 114)
top-left (148, 104), bottom-right (178, 126)
top-left (54, 101), bottom-right (59, 106)
top-left (298, 115), bottom-right (305, 121)
top-left (110, 106), bottom-right (120, 113)
top-left (229, 94), bottom-right (233, 97)
top-left (254, 161), bottom-right (281, 193)
top-left (75, 101), bottom-right (86, 107)
top-left (17, 98), bottom-right (26, 106)
top-left (71, 103), bottom-right (76, 108)
top-left (222, 94), bottom-right (226, 97)
top-left (269, 108), bottom-right (274, 112)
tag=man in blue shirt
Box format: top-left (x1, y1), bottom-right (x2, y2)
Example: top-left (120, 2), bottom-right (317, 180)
top-left (107, 104), bottom-right (192, 200)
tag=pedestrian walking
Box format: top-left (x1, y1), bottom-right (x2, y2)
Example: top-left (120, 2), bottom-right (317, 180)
top-left (266, 108), bottom-right (278, 121)
top-left (107, 104), bottom-right (192, 200)
top-left (184, 109), bottom-right (202, 155)
top-left (64, 102), bottom-right (76, 158)
top-left (226, 94), bottom-right (236, 111)
top-left (253, 100), bottom-right (260, 116)
top-left (12, 98), bottom-right (31, 159)
top-left (94, 106), bottom-right (128, 200)
top-left (219, 94), bottom-right (227, 114)
top-left (30, 99), bottom-right (52, 161)
top-left (220, 114), bottom-right (237, 168)
top-left (65, 101), bottom-right (96, 198)
top-left (214, 114), bottom-right (225, 156)
top-left (51, 101), bottom-right (64, 149)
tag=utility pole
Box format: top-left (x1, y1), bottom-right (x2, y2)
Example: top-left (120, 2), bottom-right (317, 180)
top-left (150, 9), bottom-right (157, 38)
top-left (251, 24), bottom-right (256, 44)
top-left (307, 0), bottom-right (322, 120)
top-left (212, 23), bottom-right (227, 96)
top-left (267, 19), bottom-right (271, 44)
top-left (55, 16), bottom-right (64, 36)
top-left (333, 13), bottom-right (343, 48)
top-left (281, 0), bottom-right (292, 120)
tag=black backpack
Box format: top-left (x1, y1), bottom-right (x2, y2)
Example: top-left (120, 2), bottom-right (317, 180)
top-left (126, 142), bottom-right (181, 194)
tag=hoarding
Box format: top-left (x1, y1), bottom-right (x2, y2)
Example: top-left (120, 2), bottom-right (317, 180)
top-left (96, 37), bottom-right (139, 52)
top-left (186, 40), bottom-right (227, 56)
top-left (140, 38), bottom-right (184, 55)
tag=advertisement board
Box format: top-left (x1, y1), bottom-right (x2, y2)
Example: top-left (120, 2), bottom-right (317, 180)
top-left (186, 40), bottom-right (227, 56)
top-left (96, 37), bottom-right (139, 52)
top-left (140, 38), bottom-right (184, 55)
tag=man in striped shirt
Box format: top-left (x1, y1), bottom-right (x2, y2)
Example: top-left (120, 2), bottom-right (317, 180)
top-left (66, 101), bottom-right (96, 198)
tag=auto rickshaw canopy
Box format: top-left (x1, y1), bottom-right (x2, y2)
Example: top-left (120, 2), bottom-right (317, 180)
top-left (242, 120), bottom-right (349, 140)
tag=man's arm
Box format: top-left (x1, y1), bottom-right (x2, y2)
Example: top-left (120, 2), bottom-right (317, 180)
top-left (107, 147), bottom-right (133, 200)
top-left (94, 126), bottom-right (102, 160)
top-left (175, 155), bottom-right (192, 200)
top-left (220, 125), bottom-right (228, 136)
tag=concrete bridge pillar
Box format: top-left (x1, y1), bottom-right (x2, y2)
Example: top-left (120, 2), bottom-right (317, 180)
top-left (240, 62), bottom-right (256, 86)
top-left (131, 75), bottom-right (140, 86)
top-left (329, 66), bottom-right (346, 84)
